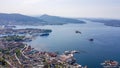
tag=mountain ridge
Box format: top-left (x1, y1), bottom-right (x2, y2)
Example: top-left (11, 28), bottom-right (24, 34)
top-left (80, 18), bottom-right (120, 27)
top-left (0, 13), bottom-right (85, 25)
top-left (0, 13), bottom-right (46, 25)
top-left (38, 14), bottom-right (85, 25)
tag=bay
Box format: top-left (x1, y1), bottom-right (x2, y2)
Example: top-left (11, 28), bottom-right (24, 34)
top-left (16, 21), bottom-right (120, 68)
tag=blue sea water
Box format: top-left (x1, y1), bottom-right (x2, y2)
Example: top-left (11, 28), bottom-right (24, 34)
top-left (16, 21), bottom-right (120, 68)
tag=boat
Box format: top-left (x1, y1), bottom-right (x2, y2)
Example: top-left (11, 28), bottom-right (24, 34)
top-left (71, 50), bottom-right (79, 54)
top-left (40, 33), bottom-right (49, 36)
top-left (64, 51), bottom-right (71, 55)
top-left (89, 38), bottom-right (94, 41)
top-left (101, 60), bottom-right (120, 68)
top-left (75, 31), bottom-right (81, 34)
top-left (4, 25), bottom-right (16, 29)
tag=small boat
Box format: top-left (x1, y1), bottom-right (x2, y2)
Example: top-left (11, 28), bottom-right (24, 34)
top-left (101, 60), bottom-right (120, 68)
top-left (4, 25), bottom-right (16, 29)
top-left (89, 38), bottom-right (94, 41)
top-left (40, 33), bottom-right (49, 36)
top-left (71, 50), bottom-right (79, 54)
top-left (75, 31), bottom-right (81, 34)
top-left (64, 51), bottom-right (71, 55)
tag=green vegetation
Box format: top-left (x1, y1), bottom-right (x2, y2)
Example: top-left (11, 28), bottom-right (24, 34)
top-left (15, 49), bottom-right (21, 56)
top-left (0, 49), bottom-right (10, 55)
top-left (2, 50), bottom-right (10, 55)
top-left (0, 49), bottom-right (2, 52)
top-left (0, 57), bottom-right (7, 66)
top-left (4, 35), bottom-right (25, 42)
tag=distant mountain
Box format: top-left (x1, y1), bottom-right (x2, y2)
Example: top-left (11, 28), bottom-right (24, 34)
top-left (38, 14), bottom-right (85, 25)
top-left (0, 13), bottom-right (45, 25)
top-left (81, 18), bottom-right (120, 27)
top-left (0, 13), bottom-right (85, 25)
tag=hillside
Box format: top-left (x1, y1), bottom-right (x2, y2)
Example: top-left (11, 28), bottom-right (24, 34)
top-left (38, 14), bottom-right (85, 25)
top-left (0, 13), bottom-right (85, 25)
top-left (80, 18), bottom-right (120, 27)
top-left (90, 19), bottom-right (120, 27)
top-left (0, 13), bottom-right (45, 25)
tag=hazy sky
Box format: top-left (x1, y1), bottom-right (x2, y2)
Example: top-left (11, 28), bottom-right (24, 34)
top-left (0, 0), bottom-right (120, 19)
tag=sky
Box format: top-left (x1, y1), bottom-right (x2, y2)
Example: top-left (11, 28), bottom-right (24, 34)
top-left (0, 0), bottom-right (120, 19)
